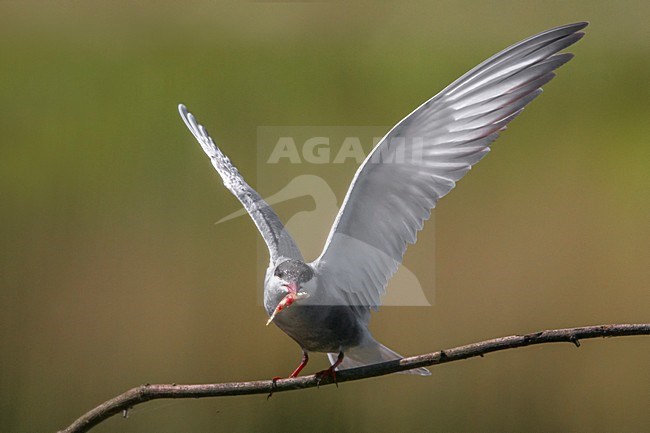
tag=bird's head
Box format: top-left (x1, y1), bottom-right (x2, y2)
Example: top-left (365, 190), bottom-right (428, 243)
top-left (266, 259), bottom-right (314, 325)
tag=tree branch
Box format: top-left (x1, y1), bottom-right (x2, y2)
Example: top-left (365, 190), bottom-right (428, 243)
top-left (59, 323), bottom-right (650, 433)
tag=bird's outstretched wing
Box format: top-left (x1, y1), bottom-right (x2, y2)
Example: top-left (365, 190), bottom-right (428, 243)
top-left (312, 22), bottom-right (588, 308)
top-left (179, 104), bottom-right (303, 263)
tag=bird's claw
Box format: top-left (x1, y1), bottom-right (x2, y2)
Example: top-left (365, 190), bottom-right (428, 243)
top-left (315, 366), bottom-right (338, 388)
top-left (267, 376), bottom-right (283, 399)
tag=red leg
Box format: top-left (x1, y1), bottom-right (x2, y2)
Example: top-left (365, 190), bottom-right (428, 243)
top-left (330, 351), bottom-right (344, 371)
top-left (315, 351), bottom-right (344, 387)
top-left (289, 351), bottom-right (309, 378)
top-left (268, 350), bottom-right (309, 399)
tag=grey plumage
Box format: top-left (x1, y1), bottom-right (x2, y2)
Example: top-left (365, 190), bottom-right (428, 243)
top-left (179, 22), bottom-right (587, 377)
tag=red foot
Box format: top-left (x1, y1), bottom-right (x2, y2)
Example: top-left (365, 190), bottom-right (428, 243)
top-left (315, 351), bottom-right (344, 388)
top-left (268, 351), bottom-right (344, 397)
top-left (315, 366), bottom-right (338, 387)
top-left (268, 351), bottom-right (309, 399)
top-left (267, 376), bottom-right (283, 399)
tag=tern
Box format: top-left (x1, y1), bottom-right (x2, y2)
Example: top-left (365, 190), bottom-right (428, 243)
top-left (179, 22), bottom-right (587, 380)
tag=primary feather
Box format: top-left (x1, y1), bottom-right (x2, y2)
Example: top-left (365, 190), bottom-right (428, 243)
top-left (178, 104), bottom-right (303, 263)
top-left (312, 22), bottom-right (587, 309)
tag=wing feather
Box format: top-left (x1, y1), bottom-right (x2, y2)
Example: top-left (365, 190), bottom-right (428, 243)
top-left (312, 23), bottom-right (587, 308)
top-left (179, 105), bottom-right (302, 263)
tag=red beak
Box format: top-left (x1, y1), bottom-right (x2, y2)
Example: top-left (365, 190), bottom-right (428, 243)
top-left (266, 285), bottom-right (310, 326)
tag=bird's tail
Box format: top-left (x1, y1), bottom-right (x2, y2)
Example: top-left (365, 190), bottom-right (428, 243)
top-left (328, 339), bottom-right (431, 376)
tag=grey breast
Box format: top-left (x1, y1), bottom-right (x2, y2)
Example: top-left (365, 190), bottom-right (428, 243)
top-left (273, 304), bottom-right (368, 353)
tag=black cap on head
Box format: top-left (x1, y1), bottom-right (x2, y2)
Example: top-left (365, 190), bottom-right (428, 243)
top-left (274, 260), bottom-right (313, 284)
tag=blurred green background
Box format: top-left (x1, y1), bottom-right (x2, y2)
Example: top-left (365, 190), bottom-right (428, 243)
top-left (1, 1), bottom-right (648, 432)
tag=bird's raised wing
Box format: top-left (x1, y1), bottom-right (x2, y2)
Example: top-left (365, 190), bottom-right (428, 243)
top-left (312, 22), bottom-right (587, 308)
top-left (179, 104), bottom-right (303, 263)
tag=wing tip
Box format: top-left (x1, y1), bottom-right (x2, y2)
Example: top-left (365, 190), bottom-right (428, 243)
top-left (178, 103), bottom-right (195, 132)
top-left (571, 21), bottom-right (589, 31)
top-left (555, 21), bottom-right (589, 34)
top-left (178, 103), bottom-right (212, 143)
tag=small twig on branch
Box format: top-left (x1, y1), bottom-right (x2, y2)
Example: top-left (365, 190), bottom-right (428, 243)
top-left (59, 323), bottom-right (650, 433)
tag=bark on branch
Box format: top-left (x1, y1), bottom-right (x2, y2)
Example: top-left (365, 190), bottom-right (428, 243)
top-left (59, 323), bottom-right (650, 433)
